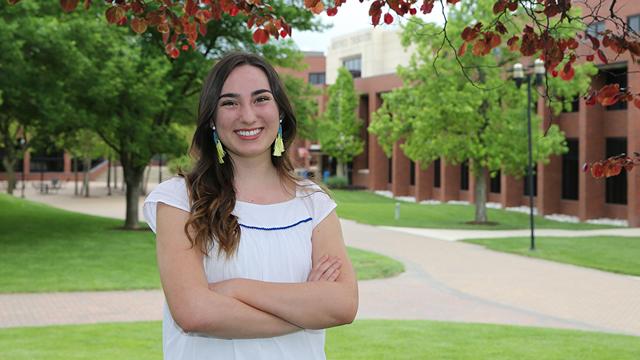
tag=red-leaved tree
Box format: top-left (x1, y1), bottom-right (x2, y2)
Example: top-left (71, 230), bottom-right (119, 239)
top-left (7, 0), bottom-right (640, 177)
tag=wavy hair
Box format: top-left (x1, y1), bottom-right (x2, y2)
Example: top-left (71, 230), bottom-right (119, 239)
top-left (180, 52), bottom-right (304, 258)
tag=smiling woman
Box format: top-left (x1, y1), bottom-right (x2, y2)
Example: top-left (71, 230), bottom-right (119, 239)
top-left (143, 52), bottom-right (358, 360)
top-left (215, 69), bottom-right (281, 159)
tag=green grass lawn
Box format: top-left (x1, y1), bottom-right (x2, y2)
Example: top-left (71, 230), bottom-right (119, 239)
top-left (464, 236), bottom-right (640, 276)
top-left (0, 320), bottom-right (638, 360)
top-left (0, 194), bottom-right (402, 293)
top-left (330, 190), bottom-right (614, 230)
top-left (348, 247), bottom-right (404, 280)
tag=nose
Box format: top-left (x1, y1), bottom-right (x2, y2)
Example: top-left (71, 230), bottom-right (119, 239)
top-left (239, 103), bottom-right (258, 126)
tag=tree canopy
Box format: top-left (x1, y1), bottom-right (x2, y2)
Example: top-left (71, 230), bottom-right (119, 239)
top-left (369, 0), bottom-right (596, 223)
top-left (317, 67), bottom-right (363, 178)
top-left (8, 0), bottom-right (638, 107)
top-left (1, 1), bottom-right (321, 228)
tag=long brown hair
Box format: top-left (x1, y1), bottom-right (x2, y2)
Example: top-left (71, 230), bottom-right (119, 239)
top-left (181, 52), bottom-right (302, 258)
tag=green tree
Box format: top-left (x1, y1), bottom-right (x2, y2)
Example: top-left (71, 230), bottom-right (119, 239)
top-left (0, 1), bottom-right (77, 194)
top-left (369, 0), bottom-right (596, 224)
top-left (28, 3), bottom-right (321, 229)
top-left (318, 67), bottom-right (363, 179)
top-left (282, 74), bottom-right (320, 142)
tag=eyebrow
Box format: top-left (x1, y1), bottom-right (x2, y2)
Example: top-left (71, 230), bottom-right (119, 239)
top-left (218, 89), bottom-right (272, 100)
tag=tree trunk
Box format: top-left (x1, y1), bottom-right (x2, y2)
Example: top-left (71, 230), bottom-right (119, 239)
top-left (474, 166), bottom-right (488, 223)
top-left (73, 157), bottom-right (78, 196)
top-left (1, 125), bottom-right (17, 195)
top-left (336, 160), bottom-right (345, 178)
top-left (113, 160), bottom-right (118, 190)
top-left (2, 157), bottom-right (17, 195)
top-left (107, 156), bottom-right (112, 196)
top-left (83, 157), bottom-right (91, 198)
top-left (122, 161), bottom-right (145, 230)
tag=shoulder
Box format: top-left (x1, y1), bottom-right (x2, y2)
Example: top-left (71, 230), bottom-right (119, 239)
top-left (143, 177), bottom-right (190, 233)
top-left (144, 177), bottom-right (190, 215)
top-left (296, 178), bottom-right (328, 196)
top-left (296, 179), bottom-right (337, 229)
top-left (154, 176), bottom-right (187, 193)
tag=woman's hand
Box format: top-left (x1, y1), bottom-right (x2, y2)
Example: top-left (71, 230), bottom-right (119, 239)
top-left (307, 255), bottom-right (342, 282)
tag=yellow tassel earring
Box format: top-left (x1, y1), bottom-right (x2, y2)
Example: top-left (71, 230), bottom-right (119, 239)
top-left (273, 116), bottom-right (285, 157)
top-left (212, 126), bottom-right (225, 164)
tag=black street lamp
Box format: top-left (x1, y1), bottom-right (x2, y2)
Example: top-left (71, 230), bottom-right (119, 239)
top-left (512, 58), bottom-right (545, 251)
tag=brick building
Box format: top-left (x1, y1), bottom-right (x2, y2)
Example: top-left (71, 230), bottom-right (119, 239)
top-left (287, 2), bottom-right (639, 227)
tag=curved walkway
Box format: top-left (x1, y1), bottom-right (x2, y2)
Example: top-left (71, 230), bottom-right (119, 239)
top-left (1, 183), bottom-right (639, 337)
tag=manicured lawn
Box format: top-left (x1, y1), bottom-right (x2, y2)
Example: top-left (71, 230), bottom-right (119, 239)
top-left (0, 194), bottom-right (402, 293)
top-left (464, 236), bottom-right (640, 276)
top-left (331, 189), bottom-right (614, 230)
top-left (0, 195), bottom-right (160, 293)
top-left (1, 320), bottom-right (638, 359)
top-left (348, 247), bottom-right (404, 280)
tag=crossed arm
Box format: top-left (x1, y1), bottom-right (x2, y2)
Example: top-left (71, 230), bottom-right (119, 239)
top-left (155, 202), bottom-right (358, 339)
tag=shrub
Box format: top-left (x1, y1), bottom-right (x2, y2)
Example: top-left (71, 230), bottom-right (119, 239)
top-left (325, 176), bottom-right (349, 189)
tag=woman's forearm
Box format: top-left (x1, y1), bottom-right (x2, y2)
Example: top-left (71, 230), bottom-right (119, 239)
top-left (183, 288), bottom-right (302, 339)
top-left (226, 279), bottom-right (358, 330)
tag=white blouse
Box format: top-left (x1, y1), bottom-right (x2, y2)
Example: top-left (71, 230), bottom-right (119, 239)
top-left (143, 176), bottom-right (337, 360)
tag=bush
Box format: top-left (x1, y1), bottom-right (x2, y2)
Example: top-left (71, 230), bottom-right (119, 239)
top-left (325, 176), bottom-right (349, 189)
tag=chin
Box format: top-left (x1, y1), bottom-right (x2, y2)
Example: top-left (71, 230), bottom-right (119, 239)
top-left (229, 147), bottom-right (273, 160)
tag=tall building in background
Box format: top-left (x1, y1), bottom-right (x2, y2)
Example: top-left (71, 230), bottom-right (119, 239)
top-left (294, 2), bottom-right (639, 226)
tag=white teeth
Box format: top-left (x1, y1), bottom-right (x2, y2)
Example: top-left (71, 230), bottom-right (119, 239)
top-left (236, 128), bottom-right (262, 136)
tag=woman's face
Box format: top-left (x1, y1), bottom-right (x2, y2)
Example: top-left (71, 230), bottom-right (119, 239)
top-left (214, 65), bottom-right (280, 161)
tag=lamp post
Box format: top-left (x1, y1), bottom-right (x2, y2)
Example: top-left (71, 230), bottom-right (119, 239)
top-left (512, 58), bottom-right (545, 251)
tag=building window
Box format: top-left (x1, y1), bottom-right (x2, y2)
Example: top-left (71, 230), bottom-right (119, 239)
top-left (605, 138), bottom-right (627, 204)
top-left (490, 170), bottom-right (501, 194)
top-left (523, 165), bottom-right (537, 197)
top-left (602, 66), bottom-right (628, 111)
top-left (586, 21), bottom-right (605, 39)
top-left (628, 15), bottom-right (640, 33)
top-left (31, 150), bottom-right (65, 172)
top-left (562, 139), bottom-right (579, 200)
top-left (410, 160), bottom-right (415, 186)
top-left (388, 157), bottom-right (393, 183)
top-left (308, 72), bottom-right (325, 85)
top-left (434, 158), bottom-right (441, 188)
top-left (460, 160), bottom-right (469, 191)
top-left (343, 56), bottom-right (362, 78)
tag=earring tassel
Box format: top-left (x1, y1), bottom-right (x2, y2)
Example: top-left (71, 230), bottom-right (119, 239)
top-left (273, 126), bottom-right (285, 157)
top-left (213, 131), bottom-right (225, 164)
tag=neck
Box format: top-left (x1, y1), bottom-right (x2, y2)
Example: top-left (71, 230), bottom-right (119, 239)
top-left (230, 152), bottom-right (281, 192)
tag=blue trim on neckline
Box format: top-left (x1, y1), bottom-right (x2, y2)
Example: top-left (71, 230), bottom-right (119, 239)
top-left (239, 217), bottom-right (312, 231)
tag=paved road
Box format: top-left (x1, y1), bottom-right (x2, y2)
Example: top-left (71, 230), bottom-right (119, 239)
top-left (2, 181), bottom-right (639, 337)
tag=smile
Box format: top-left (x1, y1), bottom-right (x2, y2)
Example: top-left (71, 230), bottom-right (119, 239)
top-left (235, 128), bottom-right (263, 139)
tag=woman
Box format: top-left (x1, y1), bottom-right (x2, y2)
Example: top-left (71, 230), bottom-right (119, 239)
top-left (143, 52), bottom-right (358, 360)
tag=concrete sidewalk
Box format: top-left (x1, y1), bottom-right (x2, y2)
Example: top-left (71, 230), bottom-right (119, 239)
top-left (342, 219), bottom-right (640, 336)
top-left (2, 183), bottom-right (639, 337)
top-left (380, 226), bottom-right (640, 241)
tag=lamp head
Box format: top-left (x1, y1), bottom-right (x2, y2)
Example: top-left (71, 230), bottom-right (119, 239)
top-left (534, 59), bottom-right (545, 75)
top-left (513, 63), bottom-right (524, 88)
